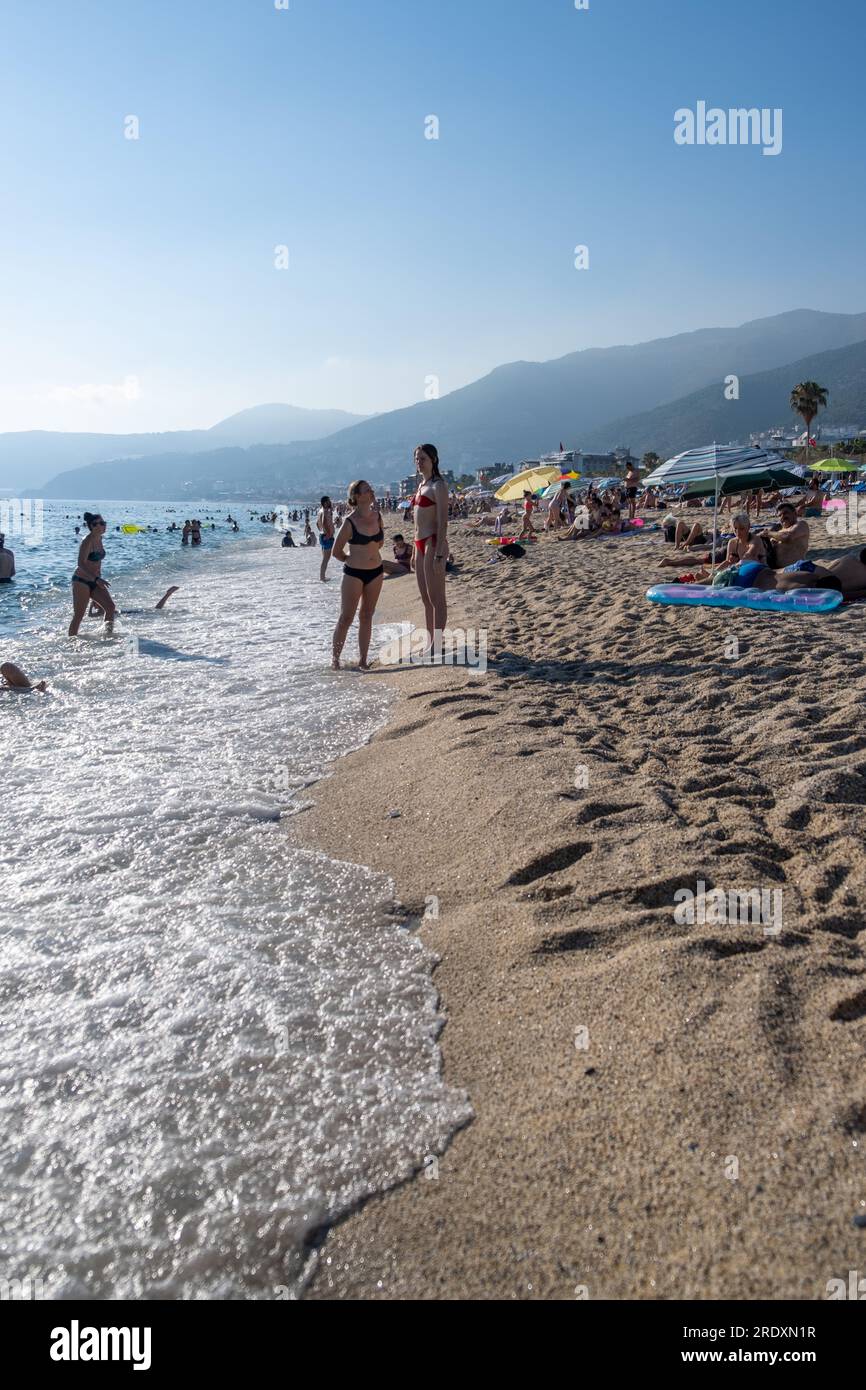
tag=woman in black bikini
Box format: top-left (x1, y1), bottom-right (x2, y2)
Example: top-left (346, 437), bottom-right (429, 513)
top-left (412, 443), bottom-right (449, 649)
top-left (69, 511), bottom-right (116, 636)
top-left (331, 480), bottom-right (385, 670)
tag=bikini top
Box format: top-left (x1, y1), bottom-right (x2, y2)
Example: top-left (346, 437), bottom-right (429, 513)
top-left (413, 490), bottom-right (436, 508)
top-left (349, 513), bottom-right (384, 546)
top-left (88, 548), bottom-right (105, 562)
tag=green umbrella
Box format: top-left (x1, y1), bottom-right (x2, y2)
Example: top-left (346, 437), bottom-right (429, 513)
top-left (810, 459), bottom-right (852, 472)
top-left (682, 465), bottom-right (805, 498)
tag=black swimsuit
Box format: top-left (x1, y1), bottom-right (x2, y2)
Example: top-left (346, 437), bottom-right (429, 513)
top-left (343, 513), bottom-right (384, 584)
top-left (72, 547), bottom-right (106, 590)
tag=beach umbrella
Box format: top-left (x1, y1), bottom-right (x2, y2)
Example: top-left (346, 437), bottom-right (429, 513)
top-left (494, 466), bottom-right (562, 501)
top-left (682, 464), bottom-right (806, 498)
top-left (643, 446), bottom-right (791, 575)
top-left (810, 459), bottom-right (852, 472)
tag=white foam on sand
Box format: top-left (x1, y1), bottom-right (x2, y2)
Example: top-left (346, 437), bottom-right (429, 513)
top-left (0, 539), bottom-right (471, 1299)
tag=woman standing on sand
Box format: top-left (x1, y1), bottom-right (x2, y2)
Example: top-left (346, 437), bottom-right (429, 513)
top-left (331, 481), bottom-right (385, 670)
top-left (412, 443), bottom-right (449, 648)
top-left (69, 512), bottom-right (116, 636)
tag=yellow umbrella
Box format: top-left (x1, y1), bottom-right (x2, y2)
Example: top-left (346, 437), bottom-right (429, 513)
top-left (494, 466), bottom-right (562, 501)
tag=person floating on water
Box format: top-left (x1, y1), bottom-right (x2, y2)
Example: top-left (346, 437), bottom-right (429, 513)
top-left (69, 512), bottom-right (115, 636)
top-left (331, 480), bottom-right (385, 671)
top-left (89, 586), bottom-right (180, 619)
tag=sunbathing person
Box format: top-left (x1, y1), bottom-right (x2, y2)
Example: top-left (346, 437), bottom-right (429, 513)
top-left (673, 519), bottom-right (711, 549)
top-left (1, 661), bottom-right (47, 692)
top-left (772, 546), bottom-right (866, 598)
top-left (758, 502), bottom-right (810, 568)
top-left (798, 480), bottom-right (824, 518)
top-left (558, 501), bottom-right (598, 539)
top-left (658, 511), bottom-right (764, 571)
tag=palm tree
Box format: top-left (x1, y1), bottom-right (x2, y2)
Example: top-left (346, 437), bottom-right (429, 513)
top-left (789, 381), bottom-right (829, 463)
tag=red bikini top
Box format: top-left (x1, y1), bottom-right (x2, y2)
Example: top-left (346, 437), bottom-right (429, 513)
top-left (413, 490), bottom-right (436, 508)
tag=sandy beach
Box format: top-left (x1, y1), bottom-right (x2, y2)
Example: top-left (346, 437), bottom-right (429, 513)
top-left (296, 511), bottom-right (866, 1301)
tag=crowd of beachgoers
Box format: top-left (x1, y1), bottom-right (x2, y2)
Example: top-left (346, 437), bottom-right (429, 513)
top-left (4, 448), bottom-right (866, 693)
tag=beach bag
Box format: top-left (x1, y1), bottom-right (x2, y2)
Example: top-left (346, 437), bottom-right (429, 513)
top-left (499, 542), bottom-right (525, 558)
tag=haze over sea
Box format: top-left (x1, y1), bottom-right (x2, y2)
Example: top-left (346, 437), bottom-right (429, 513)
top-left (0, 500), bottom-right (470, 1298)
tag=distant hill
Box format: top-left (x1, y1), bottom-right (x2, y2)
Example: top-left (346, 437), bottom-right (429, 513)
top-left (0, 403), bottom-right (367, 491)
top-left (577, 339), bottom-right (866, 457)
top-left (205, 403), bottom-right (368, 446)
top-left (33, 308), bottom-right (866, 499)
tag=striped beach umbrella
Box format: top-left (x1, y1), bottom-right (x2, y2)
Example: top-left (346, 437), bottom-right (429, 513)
top-left (643, 446), bottom-right (792, 575)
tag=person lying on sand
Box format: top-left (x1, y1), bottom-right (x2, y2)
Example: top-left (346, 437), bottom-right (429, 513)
top-left (708, 558), bottom-right (847, 595)
top-left (1, 661), bottom-right (47, 692)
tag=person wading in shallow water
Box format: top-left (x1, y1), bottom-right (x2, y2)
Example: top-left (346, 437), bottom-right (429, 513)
top-left (317, 496), bottom-right (335, 580)
top-left (412, 443), bottom-right (449, 653)
top-left (330, 481), bottom-right (385, 671)
top-left (69, 512), bottom-right (116, 636)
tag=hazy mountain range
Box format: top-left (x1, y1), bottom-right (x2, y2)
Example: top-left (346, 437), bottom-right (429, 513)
top-left (0, 404), bottom-right (367, 492)
top-left (8, 309), bottom-right (866, 500)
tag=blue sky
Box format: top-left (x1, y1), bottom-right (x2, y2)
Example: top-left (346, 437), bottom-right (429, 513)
top-left (0, 0), bottom-right (863, 432)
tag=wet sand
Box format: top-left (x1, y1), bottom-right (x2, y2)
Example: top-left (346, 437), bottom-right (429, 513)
top-left (294, 511), bottom-right (866, 1300)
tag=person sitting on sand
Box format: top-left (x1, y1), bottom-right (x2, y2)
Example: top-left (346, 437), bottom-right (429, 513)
top-left (658, 512), bottom-right (764, 572)
top-left (798, 479), bottom-right (824, 518)
top-left (598, 502), bottom-right (623, 534)
top-left (382, 534), bottom-right (413, 576)
top-left (558, 501), bottom-right (597, 540)
top-left (1, 661), bottom-right (47, 692)
top-left (759, 502), bottom-right (809, 569)
top-left (673, 519), bottom-right (712, 550)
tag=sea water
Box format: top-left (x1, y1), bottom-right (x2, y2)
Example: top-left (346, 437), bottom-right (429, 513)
top-left (0, 506), bottom-right (470, 1299)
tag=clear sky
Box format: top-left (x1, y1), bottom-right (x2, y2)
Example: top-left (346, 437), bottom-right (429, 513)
top-left (1, 0), bottom-right (863, 433)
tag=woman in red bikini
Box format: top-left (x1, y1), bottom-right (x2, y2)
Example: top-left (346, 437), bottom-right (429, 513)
top-left (331, 480), bottom-right (385, 670)
top-left (412, 443), bottom-right (449, 650)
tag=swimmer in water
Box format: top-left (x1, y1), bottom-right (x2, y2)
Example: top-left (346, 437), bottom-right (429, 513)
top-left (1, 662), bottom-right (47, 692)
top-left (89, 586), bottom-right (180, 619)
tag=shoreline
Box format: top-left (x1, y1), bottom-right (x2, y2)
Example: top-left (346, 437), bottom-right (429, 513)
top-left (296, 515), bottom-right (866, 1300)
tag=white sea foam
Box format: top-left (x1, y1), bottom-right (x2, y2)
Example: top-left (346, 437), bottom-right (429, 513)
top-left (0, 536), bottom-right (471, 1299)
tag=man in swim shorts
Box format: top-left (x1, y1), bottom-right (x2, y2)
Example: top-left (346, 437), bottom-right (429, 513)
top-left (759, 502), bottom-right (809, 568)
top-left (317, 496), bottom-right (335, 581)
